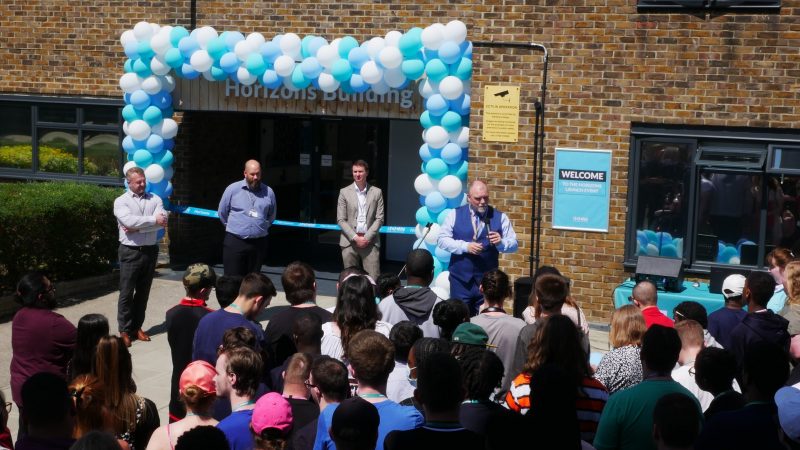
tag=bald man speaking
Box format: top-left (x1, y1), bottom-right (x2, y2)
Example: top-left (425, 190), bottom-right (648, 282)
top-left (218, 159), bottom-right (277, 276)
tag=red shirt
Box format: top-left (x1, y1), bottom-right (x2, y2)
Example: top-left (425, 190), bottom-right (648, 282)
top-left (641, 306), bottom-right (674, 329)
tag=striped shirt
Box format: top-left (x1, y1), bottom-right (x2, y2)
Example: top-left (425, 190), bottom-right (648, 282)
top-left (505, 372), bottom-right (609, 442)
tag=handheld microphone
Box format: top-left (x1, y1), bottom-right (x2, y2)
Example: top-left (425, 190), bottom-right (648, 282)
top-left (398, 222), bottom-right (434, 278)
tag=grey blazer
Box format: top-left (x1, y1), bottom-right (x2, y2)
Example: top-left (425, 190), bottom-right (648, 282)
top-left (337, 184), bottom-right (385, 248)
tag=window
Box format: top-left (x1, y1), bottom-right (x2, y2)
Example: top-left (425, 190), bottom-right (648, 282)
top-left (0, 98), bottom-right (122, 183)
top-left (638, 0), bottom-right (780, 10)
top-left (626, 125), bottom-right (800, 271)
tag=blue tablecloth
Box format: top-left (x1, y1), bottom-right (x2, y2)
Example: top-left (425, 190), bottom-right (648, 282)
top-left (613, 280), bottom-right (726, 319)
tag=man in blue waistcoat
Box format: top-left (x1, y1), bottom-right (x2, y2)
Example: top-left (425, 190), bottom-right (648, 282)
top-left (437, 180), bottom-right (518, 315)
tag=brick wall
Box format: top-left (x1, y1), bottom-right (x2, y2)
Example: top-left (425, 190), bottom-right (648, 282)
top-left (3, 0), bottom-right (799, 320)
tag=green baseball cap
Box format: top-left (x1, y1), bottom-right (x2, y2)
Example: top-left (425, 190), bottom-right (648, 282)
top-left (451, 323), bottom-right (495, 348)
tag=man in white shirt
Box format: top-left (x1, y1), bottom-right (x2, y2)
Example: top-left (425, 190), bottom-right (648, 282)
top-left (113, 166), bottom-right (167, 347)
top-left (337, 160), bottom-right (384, 280)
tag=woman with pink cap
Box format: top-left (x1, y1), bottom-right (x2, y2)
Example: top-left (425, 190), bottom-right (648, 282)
top-left (250, 392), bottom-right (294, 450)
top-left (146, 361), bottom-right (219, 450)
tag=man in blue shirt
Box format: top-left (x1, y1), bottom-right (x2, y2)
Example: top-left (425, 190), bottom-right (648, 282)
top-left (438, 180), bottom-right (518, 315)
top-left (218, 160), bottom-right (277, 276)
top-left (215, 345), bottom-right (263, 450)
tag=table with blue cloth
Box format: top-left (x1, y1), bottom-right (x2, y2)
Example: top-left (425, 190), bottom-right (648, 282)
top-left (613, 279), bottom-right (726, 319)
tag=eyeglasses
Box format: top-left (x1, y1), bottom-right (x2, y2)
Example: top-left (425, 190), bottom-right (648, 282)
top-left (471, 196), bottom-right (489, 202)
top-left (304, 380), bottom-right (317, 389)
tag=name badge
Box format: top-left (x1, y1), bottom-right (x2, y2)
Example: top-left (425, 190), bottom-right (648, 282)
top-left (248, 209), bottom-right (260, 218)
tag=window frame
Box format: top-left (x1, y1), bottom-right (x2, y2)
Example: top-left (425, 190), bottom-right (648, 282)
top-left (0, 94), bottom-right (124, 186)
top-left (637, 0), bottom-right (780, 11)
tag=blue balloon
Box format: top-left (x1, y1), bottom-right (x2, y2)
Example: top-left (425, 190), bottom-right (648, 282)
top-left (260, 41), bottom-right (282, 63)
top-left (122, 136), bottom-right (136, 153)
top-left (124, 59), bottom-right (134, 73)
top-left (440, 143), bottom-right (462, 165)
top-left (446, 194), bottom-right (465, 208)
top-left (122, 104), bottom-right (139, 122)
top-left (433, 257), bottom-right (444, 277)
top-left (718, 245), bottom-right (739, 264)
top-left (350, 74), bottom-right (369, 93)
top-left (165, 182), bottom-right (174, 197)
top-left (452, 57), bottom-right (472, 80)
top-left (449, 94), bottom-right (471, 115)
top-left (162, 106), bottom-right (174, 119)
top-left (133, 149), bottom-right (153, 167)
top-left (331, 59), bottom-right (353, 82)
top-left (399, 28), bottom-right (423, 57)
top-left (207, 36), bottom-right (228, 60)
top-left (130, 90), bottom-right (151, 110)
top-left (150, 179), bottom-right (168, 196)
top-left (438, 41), bottom-right (462, 65)
top-left (440, 111), bottom-right (462, 132)
top-left (124, 42), bottom-right (140, 59)
top-left (400, 59), bottom-right (425, 80)
top-left (291, 66), bottom-right (312, 89)
top-left (308, 37), bottom-right (327, 59)
top-left (163, 139), bottom-right (175, 150)
top-left (645, 230), bottom-right (658, 243)
top-left (425, 59), bottom-right (448, 82)
top-left (423, 49), bottom-right (438, 63)
top-left (132, 59), bottom-right (152, 77)
top-left (170, 26), bottom-right (190, 47)
top-left (300, 57), bottom-right (323, 79)
top-left (340, 79), bottom-right (354, 94)
top-left (416, 206), bottom-right (433, 226)
top-left (137, 41), bottom-right (154, 60)
top-left (220, 52), bottom-right (239, 73)
top-left (426, 158), bottom-right (448, 180)
top-left (419, 194), bottom-right (426, 207)
top-left (223, 31), bottom-right (245, 51)
top-left (637, 231), bottom-right (649, 249)
top-left (146, 134), bottom-right (164, 153)
top-left (419, 111), bottom-right (440, 129)
top-left (158, 150), bottom-right (174, 168)
top-left (437, 208), bottom-right (453, 225)
top-left (211, 66), bottom-right (228, 81)
top-left (300, 35), bottom-right (316, 58)
top-left (165, 48), bottom-right (184, 69)
top-left (181, 63), bottom-right (200, 80)
top-left (178, 36), bottom-right (199, 58)
top-left (246, 54), bottom-right (267, 76)
top-left (419, 144), bottom-right (433, 162)
top-left (453, 160), bottom-right (468, 181)
top-left (149, 91), bottom-right (172, 109)
top-left (434, 246), bottom-right (451, 263)
top-left (338, 36), bottom-right (359, 58)
top-left (261, 70), bottom-right (282, 89)
top-left (461, 41), bottom-right (473, 59)
top-left (142, 106), bottom-right (163, 126)
top-left (426, 94), bottom-right (449, 116)
top-left (425, 192), bottom-right (447, 213)
top-left (660, 244), bottom-right (678, 258)
top-left (348, 47), bottom-right (370, 70)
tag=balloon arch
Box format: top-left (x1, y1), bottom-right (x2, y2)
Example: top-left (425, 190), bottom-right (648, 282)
top-left (118, 21), bottom-right (472, 283)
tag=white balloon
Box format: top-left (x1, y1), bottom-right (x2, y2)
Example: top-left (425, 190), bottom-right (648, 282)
top-left (421, 24), bottom-right (445, 50)
top-left (434, 271), bottom-right (450, 292)
top-left (424, 126), bottom-right (449, 149)
top-left (431, 286), bottom-right (450, 301)
top-left (245, 32), bottom-right (266, 48)
top-left (159, 118), bottom-right (179, 139)
top-left (371, 80), bottom-right (390, 95)
top-left (417, 78), bottom-right (438, 98)
top-left (196, 26), bottom-right (219, 49)
top-left (150, 23), bottom-right (161, 37)
top-left (365, 37), bottom-right (386, 60)
top-left (190, 50), bottom-right (214, 72)
top-left (439, 76), bottom-right (464, 100)
top-left (122, 121), bottom-right (130, 135)
top-left (443, 20), bottom-right (468, 44)
top-left (383, 68), bottom-right (406, 88)
top-left (317, 73), bottom-right (340, 93)
top-left (202, 70), bottom-right (216, 81)
top-left (150, 56), bottom-right (171, 76)
top-left (274, 55), bottom-right (296, 77)
top-left (119, 73), bottom-right (141, 94)
top-left (120, 30), bottom-right (137, 47)
top-left (424, 223), bottom-right (441, 245)
top-left (237, 67), bottom-right (257, 85)
top-left (128, 120), bottom-right (151, 141)
top-left (280, 33), bottom-right (302, 59)
top-left (316, 45), bottom-right (339, 69)
top-left (414, 174), bottom-right (436, 196)
top-left (144, 164), bottom-right (165, 183)
top-left (451, 127), bottom-right (469, 148)
top-left (141, 76), bottom-right (163, 95)
top-left (438, 175), bottom-right (463, 198)
top-left (133, 21), bottom-right (154, 41)
top-left (234, 40), bottom-right (254, 61)
top-left (162, 75), bottom-right (176, 93)
top-left (123, 161), bottom-right (138, 175)
top-left (385, 30), bottom-right (403, 47)
top-left (360, 61), bottom-right (383, 84)
top-left (329, 38), bottom-right (342, 56)
top-left (150, 31), bottom-right (172, 56)
top-left (414, 224), bottom-right (425, 239)
top-left (378, 46), bottom-right (403, 70)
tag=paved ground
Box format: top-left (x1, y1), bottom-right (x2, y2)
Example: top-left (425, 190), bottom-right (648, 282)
top-left (0, 266), bottom-right (609, 438)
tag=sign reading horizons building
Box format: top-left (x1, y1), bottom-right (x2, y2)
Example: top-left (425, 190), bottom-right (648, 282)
top-left (171, 78), bottom-right (423, 119)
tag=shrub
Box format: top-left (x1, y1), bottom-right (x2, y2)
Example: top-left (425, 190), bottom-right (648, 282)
top-left (0, 181), bottom-right (123, 294)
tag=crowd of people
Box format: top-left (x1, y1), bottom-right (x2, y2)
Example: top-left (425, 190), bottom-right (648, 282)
top-left (6, 244), bottom-right (800, 450)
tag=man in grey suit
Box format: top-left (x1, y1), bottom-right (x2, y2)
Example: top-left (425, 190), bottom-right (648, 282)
top-left (337, 160), bottom-right (385, 280)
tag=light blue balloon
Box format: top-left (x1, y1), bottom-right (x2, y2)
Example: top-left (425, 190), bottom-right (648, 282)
top-left (419, 111), bottom-right (441, 129)
top-left (260, 41), bottom-right (282, 63)
top-left (340, 79), bottom-right (354, 94)
top-left (178, 36), bottom-right (199, 58)
top-left (350, 74), bottom-right (369, 93)
top-left (220, 52), bottom-right (239, 73)
top-left (158, 150), bottom-right (174, 168)
top-left (124, 59), bottom-right (134, 73)
top-left (308, 37), bottom-right (327, 59)
top-left (440, 111), bottom-right (462, 132)
top-left (146, 134), bottom-right (164, 153)
top-left (419, 144), bottom-right (433, 162)
top-left (453, 160), bottom-right (468, 181)
top-left (425, 59), bottom-right (448, 82)
top-left (338, 36), bottom-right (359, 58)
top-left (438, 41), bottom-right (462, 65)
top-left (291, 66), bottom-right (312, 89)
top-left (211, 66), bottom-right (228, 81)
top-left (300, 35), bottom-right (316, 58)
top-left (416, 206), bottom-right (433, 226)
top-left (461, 41), bottom-right (473, 59)
top-left (425, 192), bottom-right (447, 213)
top-left (181, 63), bottom-right (200, 80)
top-left (434, 246), bottom-right (451, 263)
top-left (718, 246), bottom-right (738, 264)
top-left (206, 37), bottom-right (227, 61)
top-left (440, 143), bottom-right (462, 165)
top-left (300, 57), bottom-right (323, 79)
top-left (165, 48), bottom-right (184, 69)
top-left (437, 208), bottom-right (453, 225)
top-left (246, 54), bottom-right (267, 76)
top-left (433, 257), bottom-right (444, 278)
top-left (130, 90), bottom-right (151, 110)
top-left (170, 26), bottom-right (190, 47)
top-left (423, 49), bottom-right (438, 63)
top-left (426, 158), bottom-right (448, 180)
top-left (137, 41), bottom-right (154, 60)
top-left (660, 244), bottom-right (678, 258)
top-left (122, 105), bottom-right (139, 122)
top-left (124, 42), bottom-right (140, 59)
top-left (132, 59), bottom-right (152, 77)
top-left (400, 59), bottom-right (425, 80)
top-left (399, 28), bottom-right (423, 57)
top-left (223, 31), bottom-right (245, 51)
top-left (348, 47), bottom-right (370, 70)
top-left (142, 106), bottom-right (163, 126)
top-left (637, 230), bottom-right (649, 249)
top-left (645, 230), bottom-right (658, 243)
top-left (261, 70), bottom-right (282, 89)
top-left (133, 149), bottom-right (153, 167)
top-left (425, 94), bottom-right (448, 116)
top-left (331, 59), bottom-right (353, 82)
top-left (449, 94), bottom-right (471, 115)
top-left (452, 57), bottom-right (473, 80)
top-left (122, 136), bottom-right (136, 153)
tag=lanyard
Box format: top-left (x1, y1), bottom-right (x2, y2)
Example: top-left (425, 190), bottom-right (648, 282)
top-left (233, 400), bottom-right (255, 411)
top-left (471, 213), bottom-right (481, 241)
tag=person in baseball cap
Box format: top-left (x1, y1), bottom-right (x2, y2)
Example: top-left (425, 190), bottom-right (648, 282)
top-left (707, 274), bottom-right (747, 349)
top-left (183, 263), bottom-right (217, 296)
top-left (330, 397), bottom-right (380, 450)
top-left (250, 392), bottom-right (293, 450)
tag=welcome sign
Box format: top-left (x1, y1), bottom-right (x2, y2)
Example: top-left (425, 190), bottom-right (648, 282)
top-left (552, 148), bottom-right (612, 232)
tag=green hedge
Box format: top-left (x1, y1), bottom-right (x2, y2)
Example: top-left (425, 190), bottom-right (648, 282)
top-left (0, 182), bottom-right (123, 294)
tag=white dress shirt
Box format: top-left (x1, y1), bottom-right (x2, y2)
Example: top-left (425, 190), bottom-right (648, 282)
top-left (437, 207), bottom-right (518, 254)
top-left (354, 182), bottom-right (368, 234)
top-left (113, 190), bottom-right (165, 246)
